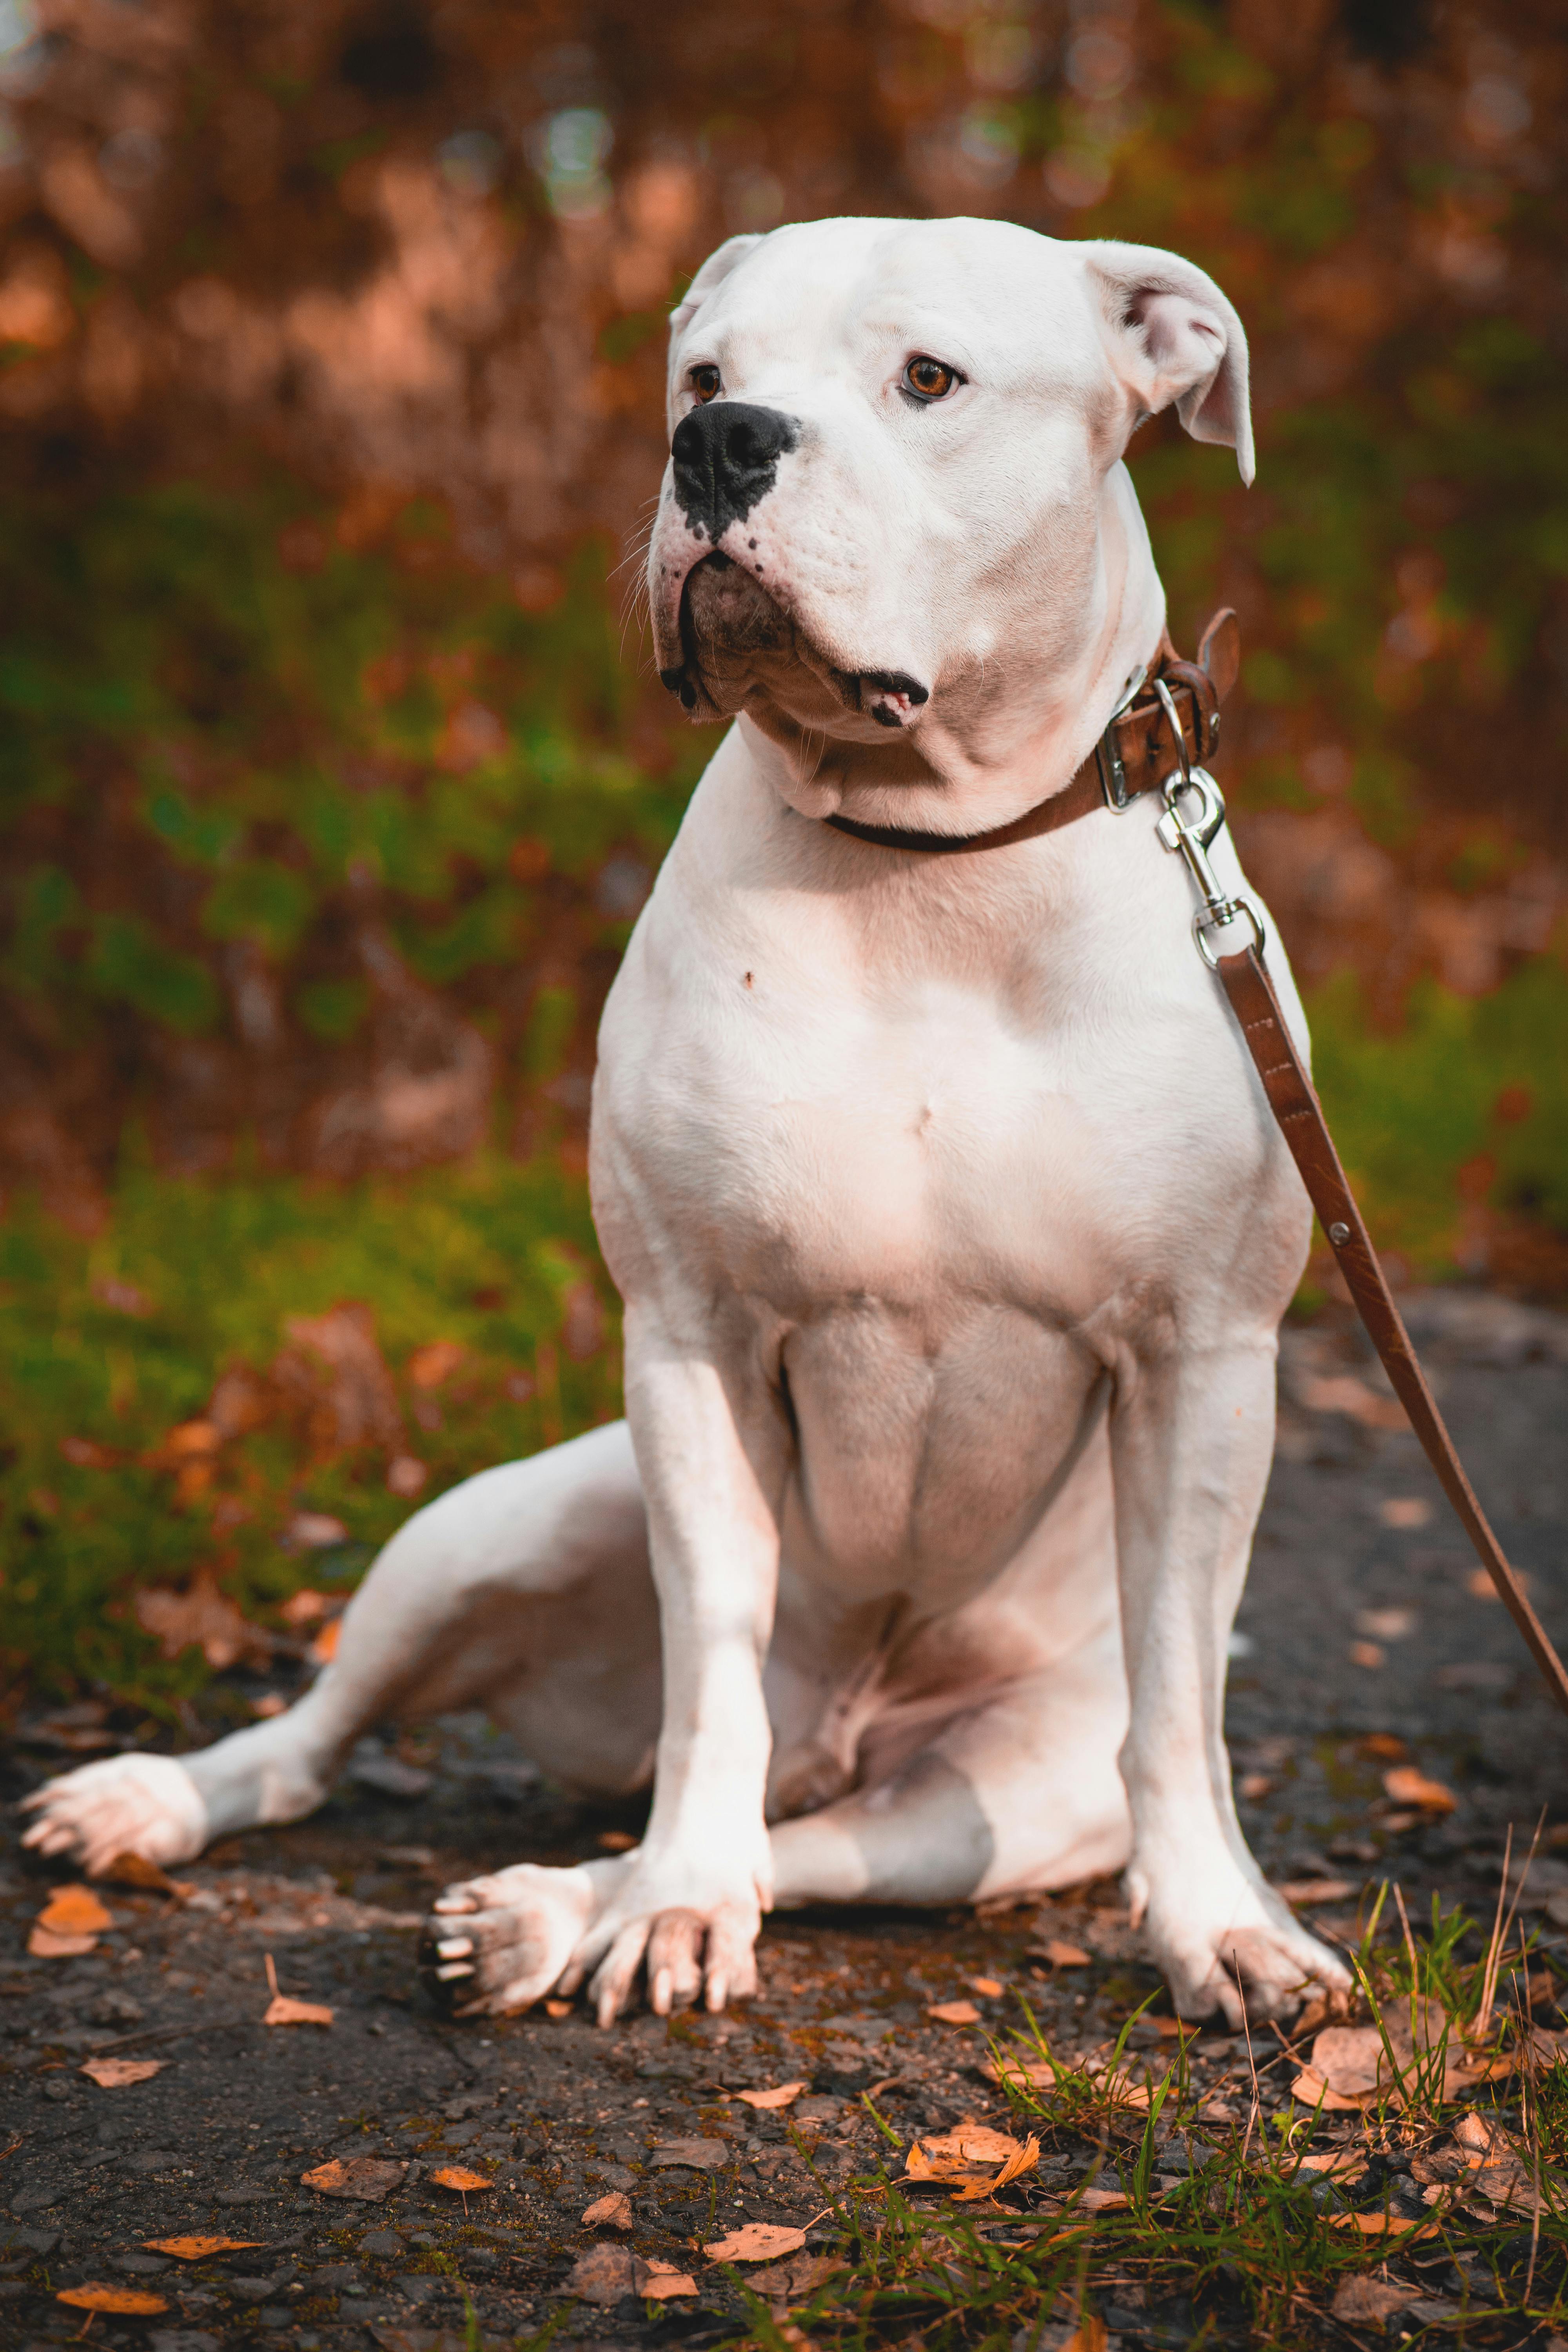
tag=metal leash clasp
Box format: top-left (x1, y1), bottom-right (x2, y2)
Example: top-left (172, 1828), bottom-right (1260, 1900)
top-left (1150, 677), bottom-right (1265, 969)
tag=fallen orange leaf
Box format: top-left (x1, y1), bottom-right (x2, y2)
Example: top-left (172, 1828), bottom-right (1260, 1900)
top-left (135, 1572), bottom-right (272, 1671)
top-left (308, 1617), bottom-right (342, 1666)
top-left (265, 1993), bottom-right (334, 2026)
top-left (144, 2238), bottom-right (264, 2260)
top-left (431, 2166), bottom-right (492, 2192)
top-left (1328, 2211), bottom-right (1435, 2239)
top-left (38, 1886), bottom-right (112, 1936)
top-left (927, 2000), bottom-right (980, 2025)
top-left (80, 2057), bottom-right (166, 2088)
top-left (58, 2285), bottom-right (169, 2314)
top-left (544, 1998), bottom-right (573, 2018)
top-left (97, 1852), bottom-right (178, 1892)
top-left (639, 2257), bottom-right (697, 2299)
top-left (263, 1951), bottom-right (333, 2026)
top-left (27, 1925), bottom-right (98, 1958)
top-left (1382, 1766), bottom-right (1457, 1814)
top-left (735, 2082), bottom-right (806, 2110)
top-left (903, 2126), bottom-right (1040, 2201)
top-left (704, 2223), bottom-right (808, 2263)
top-left (582, 2192), bottom-right (633, 2229)
top-left (1035, 1940), bottom-right (1093, 1967)
top-left (408, 1339), bottom-right (466, 1390)
top-left (300, 2156), bottom-right (407, 2200)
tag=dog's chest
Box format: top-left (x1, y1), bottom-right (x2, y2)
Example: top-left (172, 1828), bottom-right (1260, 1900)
top-left (596, 915), bottom-right (1197, 1327)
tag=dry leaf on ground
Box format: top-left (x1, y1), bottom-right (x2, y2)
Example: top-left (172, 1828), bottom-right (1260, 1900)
top-left (265, 1993), bottom-right (334, 2026)
top-left (748, 2252), bottom-right (846, 2300)
top-left (80, 2056), bottom-right (165, 2088)
top-left (263, 1949), bottom-right (333, 2026)
top-left (968, 1976), bottom-right (1004, 1996)
top-left (927, 2000), bottom-right (980, 2025)
top-left (98, 1851), bottom-right (179, 1891)
top-left (408, 1339), bottom-right (466, 1390)
top-left (1328, 2212), bottom-right (1434, 2239)
top-left (1079, 2189), bottom-right (1130, 2212)
top-left (1383, 1766), bottom-right (1457, 1813)
top-left (544, 1998), bottom-right (573, 2018)
top-left (704, 2224), bottom-right (808, 2263)
top-left (1332, 2279), bottom-right (1416, 2323)
top-left (567, 2244), bottom-right (638, 2304)
top-left (301, 2156), bottom-right (407, 2201)
top-left (904, 2127), bottom-right (1040, 2201)
top-left (57, 2285), bottom-right (169, 2313)
top-left (274, 1302), bottom-right (405, 1455)
top-left (581, 2192), bottom-right (632, 2229)
top-left (985, 2049), bottom-right (1150, 2110)
top-left (1276, 1878), bottom-right (1355, 1906)
top-left (430, 2166), bottom-right (492, 2192)
top-left (38, 1886), bottom-right (112, 1935)
top-left (736, 2081), bottom-right (806, 2110)
top-left (28, 1925), bottom-right (98, 1958)
top-left (135, 1572), bottom-right (273, 1672)
top-left (145, 2238), bottom-right (264, 2260)
top-left (1031, 1940), bottom-right (1092, 1967)
top-left (650, 2138), bottom-right (730, 2170)
top-left (639, 2257), bottom-right (698, 2299)
top-left (1295, 2001), bottom-right (1513, 2109)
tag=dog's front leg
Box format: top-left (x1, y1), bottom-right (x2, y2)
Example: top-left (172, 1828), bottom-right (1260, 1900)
top-left (1110, 1329), bottom-right (1351, 2024)
top-left (558, 1325), bottom-right (785, 2025)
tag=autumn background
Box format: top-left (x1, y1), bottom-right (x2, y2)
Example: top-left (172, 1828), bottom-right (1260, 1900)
top-left (0, 0), bottom-right (1563, 1731)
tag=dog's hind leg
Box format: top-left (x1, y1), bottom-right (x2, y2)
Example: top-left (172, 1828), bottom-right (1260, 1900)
top-left (766, 1623), bottom-right (1133, 1909)
top-left (21, 1422), bottom-right (656, 1876)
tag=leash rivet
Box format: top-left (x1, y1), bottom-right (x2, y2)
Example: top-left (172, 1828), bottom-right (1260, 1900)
top-left (1328, 1221), bottom-right (1350, 1245)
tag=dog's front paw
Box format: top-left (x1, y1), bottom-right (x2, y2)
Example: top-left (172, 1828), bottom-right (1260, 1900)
top-left (20, 1754), bottom-right (209, 1875)
top-left (421, 1860), bottom-right (618, 2017)
top-left (1135, 1862), bottom-right (1352, 2026)
top-left (559, 1855), bottom-right (764, 2027)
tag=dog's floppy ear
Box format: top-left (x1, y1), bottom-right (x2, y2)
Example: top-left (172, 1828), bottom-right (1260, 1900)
top-left (669, 234), bottom-right (765, 338)
top-left (1079, 240), bottom-right (1254, 485)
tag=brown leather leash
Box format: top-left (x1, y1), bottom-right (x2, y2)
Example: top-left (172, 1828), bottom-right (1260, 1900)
top-left (822, 612), bottom-right (1568, 1719)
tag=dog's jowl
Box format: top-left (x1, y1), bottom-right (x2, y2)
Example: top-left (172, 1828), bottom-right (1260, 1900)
top-left (25, 216), bottom-right (1348, 2031)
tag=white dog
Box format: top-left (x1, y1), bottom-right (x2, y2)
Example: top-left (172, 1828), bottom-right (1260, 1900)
top-left (24, 216), bottom-right (1349, 2031)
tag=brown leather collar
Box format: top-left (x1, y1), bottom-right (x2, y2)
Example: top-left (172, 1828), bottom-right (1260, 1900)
top-left (824, 609), bottom-right (1241, 855)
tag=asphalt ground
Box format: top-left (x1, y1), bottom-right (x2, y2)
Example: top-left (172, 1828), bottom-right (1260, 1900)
top-left (0, 1286), bottom-right (1564, 2352)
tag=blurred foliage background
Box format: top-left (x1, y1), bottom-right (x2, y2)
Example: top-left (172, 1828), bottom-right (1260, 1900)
top-left (0, 0), bottom-right (1564, 1717)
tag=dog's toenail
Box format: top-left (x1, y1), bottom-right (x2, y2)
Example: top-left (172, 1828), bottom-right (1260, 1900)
top-left (436, 1937), bottom-right (473, 1958)
top-left (435, 1962), bottom-right (475, 1980)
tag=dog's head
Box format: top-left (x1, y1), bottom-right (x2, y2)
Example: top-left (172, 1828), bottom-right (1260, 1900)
top-left (647, 216), bottom-right (1250, 828)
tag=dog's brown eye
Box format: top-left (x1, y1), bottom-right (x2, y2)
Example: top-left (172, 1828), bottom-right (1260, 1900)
top-left (689, 365), bottom-right (721, 404)
top-left (904, 355), bottom-right (960, 401)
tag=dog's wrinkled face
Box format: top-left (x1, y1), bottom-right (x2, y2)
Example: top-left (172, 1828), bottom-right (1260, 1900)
top-left (646, 216), bottom-right (1251, 813)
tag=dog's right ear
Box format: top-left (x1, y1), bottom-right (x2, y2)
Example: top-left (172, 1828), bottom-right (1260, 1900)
top-left (668, 234), bottom-right (764, 339)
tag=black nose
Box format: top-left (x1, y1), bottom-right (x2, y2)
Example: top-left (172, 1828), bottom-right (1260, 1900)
top-left (670, 401), bottom-right (799, 543)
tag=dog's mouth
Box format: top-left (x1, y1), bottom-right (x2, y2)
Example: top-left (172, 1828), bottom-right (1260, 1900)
top-left (660, 554), bottom-right (929, 737)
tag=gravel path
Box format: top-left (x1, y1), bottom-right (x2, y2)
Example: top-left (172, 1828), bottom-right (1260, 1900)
top-left (0, 1287), bottom-right (1564, 2350)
